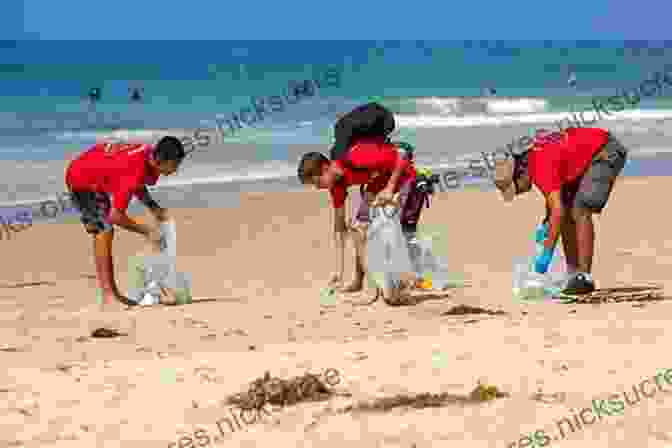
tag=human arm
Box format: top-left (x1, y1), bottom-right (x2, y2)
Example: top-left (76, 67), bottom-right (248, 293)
top-left (369, 149), bottom-right (412, 206)
top-left (108, 207), bottom-right (153, 236)
top-left (543, 190), bottom-right (563, 250)
top-left (535, 204), bottom-right (551, 243)
top-left (329, 206), bottom-right (347, 287)
top-left (108, 186), bottom-right (162, 245)
top-left (137, 186), bottom-right (169, 222)
top-left (379, 163), bottom-right (405, 201)
top-left (534, 190), bottom-right (563, 273)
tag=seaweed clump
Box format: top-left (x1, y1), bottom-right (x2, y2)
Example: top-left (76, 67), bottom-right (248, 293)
top-left (226, 371), bottom-right (335, 411)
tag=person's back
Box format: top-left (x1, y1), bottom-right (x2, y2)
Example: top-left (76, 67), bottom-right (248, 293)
top-left (67, 142), bottom-right (158, 199)
top-left (331, 137), bottom-right (417, 197)
top-left (329, 102), bottom-right (395, 162)
top-left (528, 127), bottom-right (610, 194)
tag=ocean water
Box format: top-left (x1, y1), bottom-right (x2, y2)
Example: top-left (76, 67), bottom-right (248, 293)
top-left (2, 40), bottom-right (672, 211)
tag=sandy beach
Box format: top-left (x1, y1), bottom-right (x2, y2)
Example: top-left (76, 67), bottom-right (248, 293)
top-left (1, 176), bottom-right (672, 448)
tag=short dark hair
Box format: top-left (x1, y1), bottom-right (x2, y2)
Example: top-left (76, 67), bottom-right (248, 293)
top-left (297, 152), bottom-right (329, 183)
top-left (512, 150), bottom-right (529, 183)
top-left (154, 136), bottom-right (185, 163)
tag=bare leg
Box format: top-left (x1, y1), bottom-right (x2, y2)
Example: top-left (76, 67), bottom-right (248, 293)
top-left (572, 207), bottom-right (595, 273)
top-left (92, 228), bottom-right (130, 310)
top-left (560, 213), bottom-right (579, 273)
top-left (341, 225), bottom-right (366, 293)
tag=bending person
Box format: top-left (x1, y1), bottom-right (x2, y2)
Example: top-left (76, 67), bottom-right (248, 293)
top-left (493, 127), bottom-right (627, 294)
top-left (65, 137), bottom-right (185, 310)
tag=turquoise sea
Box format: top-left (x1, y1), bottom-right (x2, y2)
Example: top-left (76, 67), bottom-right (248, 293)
top-left (1, 40), bottom-right (672, 210)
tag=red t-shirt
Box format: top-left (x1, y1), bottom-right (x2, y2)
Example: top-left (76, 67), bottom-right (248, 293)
top-left (527, 127), bottom-right (610, 194)
top-left (65, 142), bottom-right (159, 212)
top-left (329, 138), bottom-right (416, 209)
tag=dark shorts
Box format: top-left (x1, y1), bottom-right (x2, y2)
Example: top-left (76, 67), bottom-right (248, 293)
top-left (562, 134), bottom-right (628, 213)
top-left (69, 190), bottom-right (114, 234)
top-left (353, 179), bottom-right (428, 233)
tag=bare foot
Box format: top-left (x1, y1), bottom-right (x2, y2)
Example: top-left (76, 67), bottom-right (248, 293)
top-left (340, 281), bottom-right (364, 293)
top-left (159, 286), bottom-right (178, 306)
top-left (100, 293), bottom-right (132, 311)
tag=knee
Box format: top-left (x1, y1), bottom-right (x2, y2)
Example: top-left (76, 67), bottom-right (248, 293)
top-left (84, 223), bottom-right (100, 234)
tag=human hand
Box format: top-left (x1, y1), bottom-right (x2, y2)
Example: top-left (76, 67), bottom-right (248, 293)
top-left (151, 207), bottom-right (169, 223)
top-left (372, 188), bottom-right (398, 208)
top-left (535, 222), bottom-right (549, 244)
top-left (145, 226), bottom-right (165, 251)
top-left (534, 247), bottom-right (554, 274)
top-left (328, 273), bottom-right (343, 288)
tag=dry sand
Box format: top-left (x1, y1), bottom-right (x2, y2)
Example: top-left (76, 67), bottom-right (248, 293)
top-left (1, 177), bottom-right (672, 448)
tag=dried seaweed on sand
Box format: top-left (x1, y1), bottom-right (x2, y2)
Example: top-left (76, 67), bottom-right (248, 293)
top-left (440, 305), bottom-right (507, 316)
top-left (226, 371), bottom-right (335, 410)
top-left (343, 383), bottom-right (508, 414)
top-left (555, 286), bottom-right (667, 304)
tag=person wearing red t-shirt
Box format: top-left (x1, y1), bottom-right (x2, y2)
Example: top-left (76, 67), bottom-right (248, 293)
top-left (493, 127), bottom-right (628, 294)
top-left (297, 137), bottom-right (424, 294)
top-left (65, 136), bottom-right (185, 310)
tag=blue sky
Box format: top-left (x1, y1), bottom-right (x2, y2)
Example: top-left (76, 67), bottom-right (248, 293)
top-left (13, 0), bottom-right (672, 40)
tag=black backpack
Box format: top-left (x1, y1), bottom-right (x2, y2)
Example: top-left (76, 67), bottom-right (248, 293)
top-left (329, 102), bottom-right (396, 165)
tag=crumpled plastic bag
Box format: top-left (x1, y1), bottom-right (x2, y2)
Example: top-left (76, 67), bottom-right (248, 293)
top-left (127, 220), bottom-right (192, 306)
top-left (128, 255), bottom-right (192, 306)
top-left (412, 235), bottom-right (464, 290)
top-left (513, 256), bottom-right (569, 301)
top-left (512, 225), bottom-right (571, 301)
top-left (367, 205), bottom-right (414, 293)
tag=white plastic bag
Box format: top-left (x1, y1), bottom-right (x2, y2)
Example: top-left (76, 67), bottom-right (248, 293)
top-left (159, 220), bottom-right (177, 258)
top-left (414, 236), bottom-right (450, 289)
top-left (513, 256), bottom-right (569, 301)
top-left (129, 264), bottom-right (192, 306)
top-left (412, 232), bottom-right (465, 290)
top-left (367, 205), bottom-right (413, 292)
top-left (128, 219), bottom-right (192, 306)
top-left (512, 224), bottom-right (571, 301)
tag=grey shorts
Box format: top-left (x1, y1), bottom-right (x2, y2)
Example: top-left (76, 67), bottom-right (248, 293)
top-left (69, 190), bottom-right (114, 234)
top-left (562, 134), bottom-right (628, 213)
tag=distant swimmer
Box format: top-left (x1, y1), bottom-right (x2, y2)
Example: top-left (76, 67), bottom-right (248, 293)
top-left (481, 87), bottom-right (497, 97)
top-left (88, 87), bottom-right (101, 103)
top-left (130, 87), bottom-right (143, 102)
top-left (568, 72), bottom-right (577, 88)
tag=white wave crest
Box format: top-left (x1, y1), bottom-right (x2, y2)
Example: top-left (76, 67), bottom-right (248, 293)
top-left (415, 97), bottom-right (548, 116)
top-left (396, 109), bottom-right (672, 129)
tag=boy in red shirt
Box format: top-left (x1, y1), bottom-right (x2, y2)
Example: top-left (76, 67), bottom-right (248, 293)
top-left (494, 127), bottom-right (627, 294)
top-left (65, 136), bottom-right (185, 310)
top-left (297, 137), bottom-right (424, 293)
